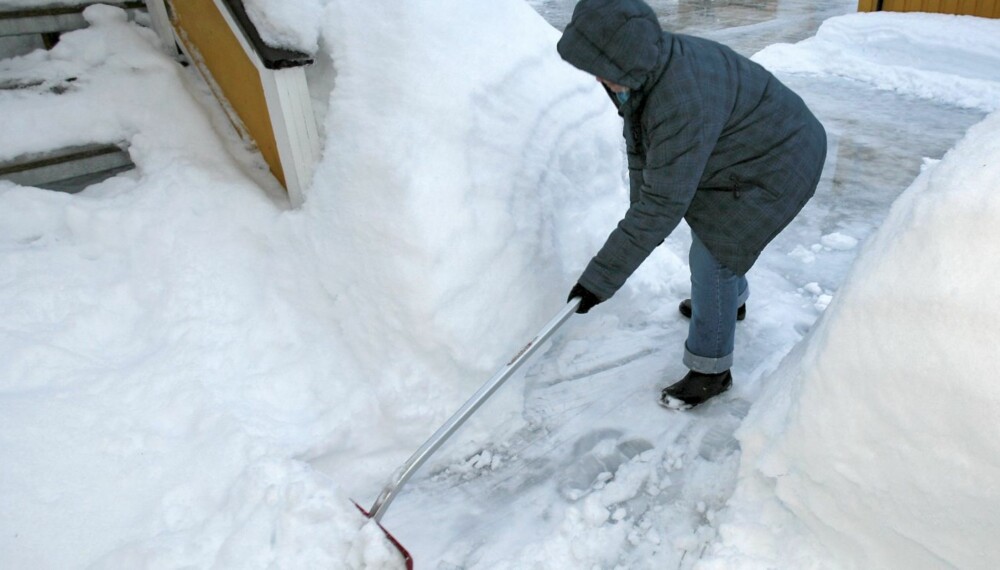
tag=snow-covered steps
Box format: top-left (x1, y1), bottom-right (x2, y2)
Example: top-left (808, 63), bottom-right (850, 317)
top-left (0, 1), bottom-right (145, 57)
top-left (0, 4), bottom-right (141, 192)
top-left (0, 142), bottom-right (133, 193)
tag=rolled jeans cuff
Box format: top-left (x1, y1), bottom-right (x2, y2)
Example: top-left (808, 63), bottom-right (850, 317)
top-left (683, 345), bottom-right (734, 374)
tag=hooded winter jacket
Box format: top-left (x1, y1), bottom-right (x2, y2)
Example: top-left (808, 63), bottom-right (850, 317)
top-left (557, 0), bottom-right (827, 301)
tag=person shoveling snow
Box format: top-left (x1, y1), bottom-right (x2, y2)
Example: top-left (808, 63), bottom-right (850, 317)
top-left (557, 0), bottom-right (827, 409)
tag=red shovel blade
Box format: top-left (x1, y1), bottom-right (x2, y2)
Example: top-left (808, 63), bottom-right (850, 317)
top-left (353, 502), bottom-right (414, 569)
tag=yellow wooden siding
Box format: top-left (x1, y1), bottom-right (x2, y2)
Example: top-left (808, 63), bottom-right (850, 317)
top-left (860, 0), bottom-right (998, 16)
top-left (167, 0), bottom-right (286, 186)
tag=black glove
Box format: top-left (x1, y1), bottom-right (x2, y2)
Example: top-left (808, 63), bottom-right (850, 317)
top-left (567, 282), bottom-right (602, 314)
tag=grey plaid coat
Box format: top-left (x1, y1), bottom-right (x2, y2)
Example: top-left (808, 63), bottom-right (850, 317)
top-left (558, 0), bottom-right (827, 300)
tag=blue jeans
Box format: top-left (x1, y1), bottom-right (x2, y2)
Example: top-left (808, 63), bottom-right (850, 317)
top-left (684, 234), bottom-right (749, 374)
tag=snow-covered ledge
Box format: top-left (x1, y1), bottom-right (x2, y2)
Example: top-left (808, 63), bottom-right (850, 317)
top-left (147, 0), bottom-right (320, 207)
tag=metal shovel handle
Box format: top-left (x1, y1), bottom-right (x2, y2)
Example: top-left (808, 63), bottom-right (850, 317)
top-left (368, 297), bottom-right (582, 522)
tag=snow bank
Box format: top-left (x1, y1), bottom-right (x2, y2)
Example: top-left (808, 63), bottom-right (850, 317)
top-left (1, 7), bottom-right (400, 568)
top-left (296, 0), bottom-right (623, 459)
top-left (0, 1), bottom-right (623, 567)
top-left (707, 110), bottom-right (1000, 568)
top-left (754, 12), bottom-right (1000, 111)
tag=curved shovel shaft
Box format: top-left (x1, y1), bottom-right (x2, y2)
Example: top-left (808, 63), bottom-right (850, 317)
top-left (368, 298), bottom-right (581, 522)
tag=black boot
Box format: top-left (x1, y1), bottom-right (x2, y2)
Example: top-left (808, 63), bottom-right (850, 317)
top-left (659, 370), bottom-right (733, 410)
top-left (678, 299), bottom-right (746, 321)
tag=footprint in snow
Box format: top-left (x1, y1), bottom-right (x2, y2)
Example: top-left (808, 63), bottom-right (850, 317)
top-left (558, 432), bottom-right (653, 501)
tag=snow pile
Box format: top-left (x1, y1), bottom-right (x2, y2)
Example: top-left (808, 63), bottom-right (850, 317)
top-left (754, 12), bottom-right (1000, 111)
top-left (1, 7), bottom-right (402, 568)
top-left (707, 110), bottom-right (1000, 568)
top-left (297, 0), bottom-right (623, 447)
top-left (0, 1), bottom-right (623, 568)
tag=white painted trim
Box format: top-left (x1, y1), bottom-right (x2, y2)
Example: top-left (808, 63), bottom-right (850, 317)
top-left (208, 0), bottom-right (318, 207)
top-left (143, 0), bottom-right (177, 56)
top-left (259, 67), bottom-right (320, 207)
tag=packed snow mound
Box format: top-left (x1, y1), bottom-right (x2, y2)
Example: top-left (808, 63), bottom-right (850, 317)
top-left (1, 6), bottom-right (408, 568)
top-left (753, 12), bottom-right (1000, 111)
top-left (719, 110), bottom-right (1000, 568)
top-left (298, 0), bottom-right (624, 447)
top-left (0, 1), bottom-right (625, 568)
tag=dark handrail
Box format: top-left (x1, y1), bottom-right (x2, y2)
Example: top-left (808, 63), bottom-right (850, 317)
top-left (217, 0), bottom-right (313, 70)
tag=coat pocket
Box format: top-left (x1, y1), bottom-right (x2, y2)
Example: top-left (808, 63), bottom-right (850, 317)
top-left (725, 175), bottom-right (781, 201)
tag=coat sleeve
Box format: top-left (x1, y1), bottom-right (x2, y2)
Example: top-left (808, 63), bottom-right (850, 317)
top-left (579, 84), bottom-right (716, 300)
top-left (626, 145), bottom-right (644, 204)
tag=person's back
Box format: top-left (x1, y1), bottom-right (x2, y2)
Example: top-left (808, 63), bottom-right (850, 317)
top-left (670, 33), bottom-right (825, 191)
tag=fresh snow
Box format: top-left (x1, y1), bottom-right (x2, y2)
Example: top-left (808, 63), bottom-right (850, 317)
top-left (242, 0), bottom-right (323, 55)
top-left (1, 2), bottom-right (999, 569)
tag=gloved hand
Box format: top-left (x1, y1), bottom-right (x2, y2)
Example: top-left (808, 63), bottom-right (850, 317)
top-left (567, 282), bottom-right (602, 314)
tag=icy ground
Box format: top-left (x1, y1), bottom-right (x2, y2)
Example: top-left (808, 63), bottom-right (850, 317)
top-left (2, 1), bottom-right (1000, 568)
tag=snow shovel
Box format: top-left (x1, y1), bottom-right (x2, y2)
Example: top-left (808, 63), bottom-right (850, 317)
top-left (356, 297), bottom-right (583, 567)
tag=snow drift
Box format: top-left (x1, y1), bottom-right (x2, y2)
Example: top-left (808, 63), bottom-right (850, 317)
top-left (714, 110), bottom-right (1000, 569)
top-left (297, 0), bottom-right (625, 465)
top-left (0, 1), bottom-right (623, 567)
top-left (753, 11), bottom-right (1000, 112)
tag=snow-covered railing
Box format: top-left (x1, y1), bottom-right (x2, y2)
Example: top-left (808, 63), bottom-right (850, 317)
top-left (146, 0), bottom-right (320, 207)
top-left (858, 0), bottom-right (1000, 18)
